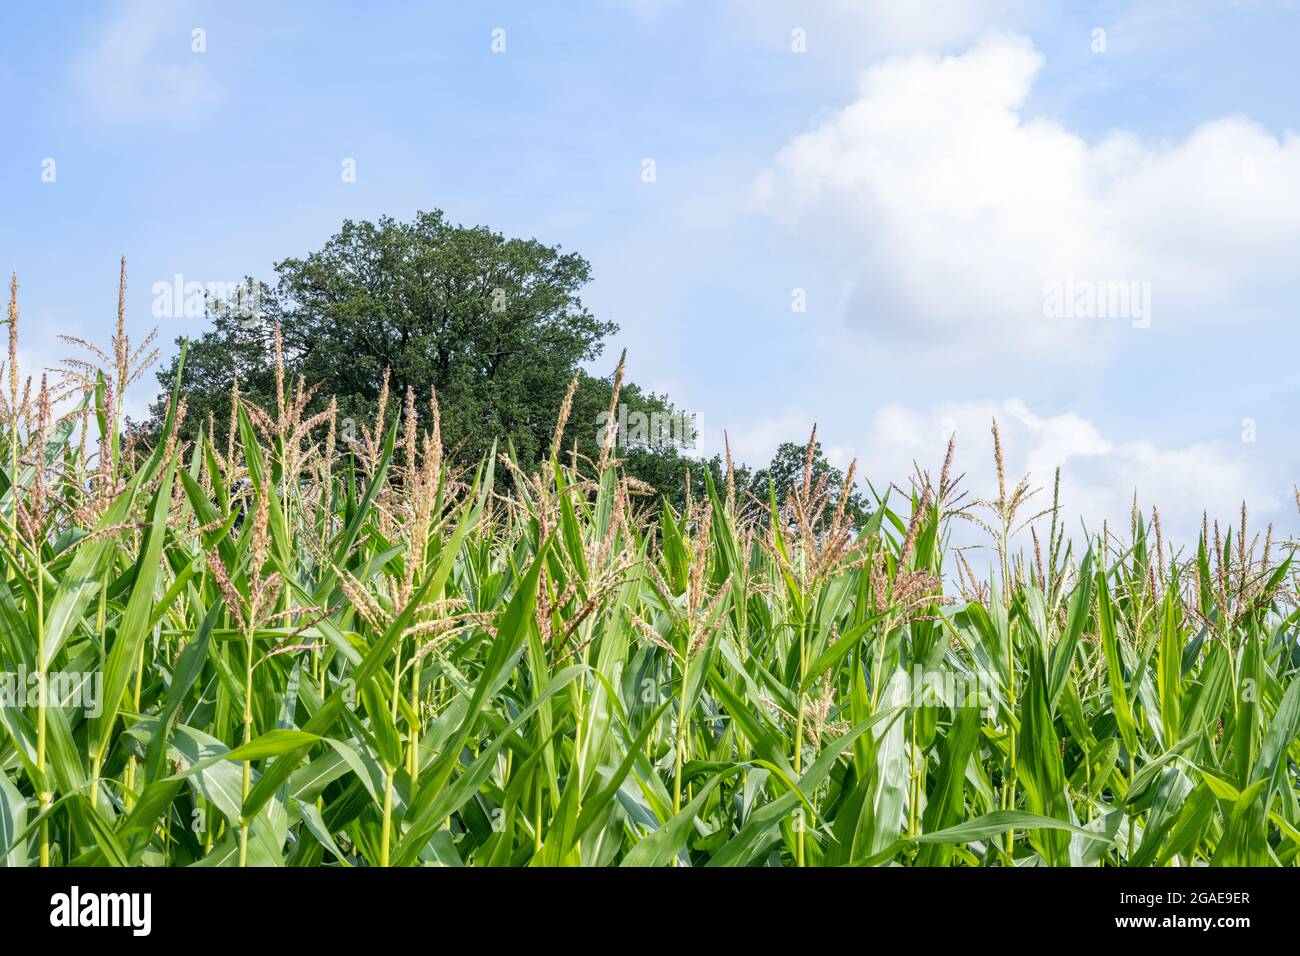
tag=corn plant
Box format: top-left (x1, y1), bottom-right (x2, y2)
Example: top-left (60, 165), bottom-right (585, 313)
top-left (1, 270), bottom-right (1298, 867)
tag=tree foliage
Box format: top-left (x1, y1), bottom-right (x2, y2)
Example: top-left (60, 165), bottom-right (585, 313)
top-left (147, 210), bottom-right (679, 476)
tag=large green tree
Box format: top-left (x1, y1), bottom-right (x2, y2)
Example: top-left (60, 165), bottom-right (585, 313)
top-left (148, 210), bottom-right (684, 477)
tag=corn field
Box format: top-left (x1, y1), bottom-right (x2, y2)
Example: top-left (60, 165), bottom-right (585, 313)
top-left (2, 279), bottom-right (1299, 868)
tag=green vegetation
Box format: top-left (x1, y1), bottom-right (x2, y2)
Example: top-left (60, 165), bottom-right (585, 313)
top-left (2, 272), bottom-right (1299, 867)
top-left (145, 211), bottom-right (693, 503)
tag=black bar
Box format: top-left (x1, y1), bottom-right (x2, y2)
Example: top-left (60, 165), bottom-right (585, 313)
top-left (0, 866), bottom-right (1280, 943)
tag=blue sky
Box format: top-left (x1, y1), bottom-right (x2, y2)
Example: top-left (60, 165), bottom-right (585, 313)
top-left (2, 0), bottom-right (1298, 548)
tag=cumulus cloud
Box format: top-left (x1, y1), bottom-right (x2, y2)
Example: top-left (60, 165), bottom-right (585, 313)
top-left (862, 398), bottom-right (1286, 552)
top-left (75, 0), bottom-right (223, 123)
top-left (752, 33), bottom-right (1300, 357)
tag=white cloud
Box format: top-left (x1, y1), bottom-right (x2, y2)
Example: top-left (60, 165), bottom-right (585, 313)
top-left (862, 398), bottom-right (1286, 552)
top-left (75, 0), bottom-right (223, 123)
top-left (752, 33), bottom-right (1300, 357)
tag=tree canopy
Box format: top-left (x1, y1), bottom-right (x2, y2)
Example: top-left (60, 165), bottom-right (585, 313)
top-left (148, 211), bottom-right (681, 473)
